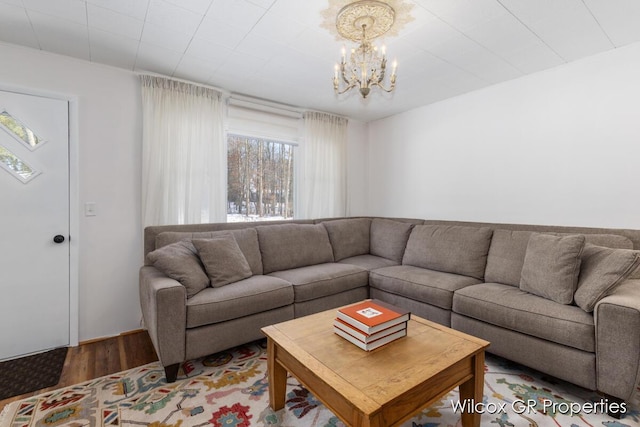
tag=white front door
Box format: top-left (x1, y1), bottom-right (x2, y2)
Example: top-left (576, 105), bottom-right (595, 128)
top-left (0, 89), bottom-right (70, 360)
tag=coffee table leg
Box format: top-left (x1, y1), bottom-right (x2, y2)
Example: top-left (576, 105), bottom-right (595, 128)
top-left (267, 337), bottom-right (288, 411)
top-left (459, 351), bottom-right (485, 427)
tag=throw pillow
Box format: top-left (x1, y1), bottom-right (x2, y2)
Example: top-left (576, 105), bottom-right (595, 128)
top-left (520, 233), bottom-right (585, 304)
top-left (574, 244), bottom-right (640, 312)
top-left (146, 240), bottom-right (209, 298)
top-left (192, 236), bottom-right (253, 288)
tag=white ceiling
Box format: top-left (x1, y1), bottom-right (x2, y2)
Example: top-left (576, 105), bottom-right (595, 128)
top-left (2, 0), bottom-right (640, 122)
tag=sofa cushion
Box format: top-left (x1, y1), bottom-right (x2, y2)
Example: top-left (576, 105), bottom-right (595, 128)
top-left (370, 218), bottom-right (414, 262)
top-left (402, 225), bottom-right (493, 280)
top-left (574, 244), bottom-right (640, 312)
top-left (453, 283), bottom-right (595, 352)
top-left (186, 275), bottom-right (293, 328)
top-left (485, 229), bottom-right (633, 287)
top-left (484, 230), bottom-right (532, 286)
top-left (369, 265), bottom-right (481, 310)
top-left (520, 233), bottom-right (585, 304)
top-left (146, 240), bottom-right (209, 298)
top-left (339, 254), bottom-right (399, 270)
top-left (269, 263), bottom-right (368, 303)
top-left (257, 224), bottom-right (334, 274)
top-left (193, 237), bottom-right (253, 288)
top-left (322, 218), bottom-right (371, 261)
top-left (155, 228), bottom-right (263, 275)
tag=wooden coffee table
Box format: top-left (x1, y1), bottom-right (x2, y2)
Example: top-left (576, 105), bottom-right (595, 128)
top-left (262, 306), bottom-right (489, 427)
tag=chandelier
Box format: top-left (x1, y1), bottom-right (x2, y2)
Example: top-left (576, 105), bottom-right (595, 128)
top-left (332, 1), bottom-right (397, 99)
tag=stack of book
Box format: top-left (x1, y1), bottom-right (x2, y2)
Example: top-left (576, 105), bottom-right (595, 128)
top-left (334, 299), bottom-right (411, 351)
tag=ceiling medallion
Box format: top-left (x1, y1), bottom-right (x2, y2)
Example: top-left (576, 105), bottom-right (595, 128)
top-left (330, 1), bottom-right (408, 99)
top-left (321, 0), bottom-right (414, 40)
top-left (336, 1), bottom-right (395, 42)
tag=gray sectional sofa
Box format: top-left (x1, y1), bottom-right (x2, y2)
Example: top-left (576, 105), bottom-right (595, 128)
top-left (140, 217), bottom-right (640, 408)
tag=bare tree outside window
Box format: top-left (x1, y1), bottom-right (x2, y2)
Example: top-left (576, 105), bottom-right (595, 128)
top-left (227, 134), bottom-right (294, 222)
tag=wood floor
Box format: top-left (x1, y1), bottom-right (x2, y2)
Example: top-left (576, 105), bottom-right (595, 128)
top-left (0, 330), bottom-right (158, 413)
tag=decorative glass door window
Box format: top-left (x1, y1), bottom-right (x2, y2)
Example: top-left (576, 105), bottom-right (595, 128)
top-left (0, 145), bottom-right (41, 183)
top-left (0, 108), bottom-right (45, 183)
top-left (0, 109), bottom-right (46, 149)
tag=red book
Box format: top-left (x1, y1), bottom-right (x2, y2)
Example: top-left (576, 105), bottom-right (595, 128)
top-left (337, 299), bottom-right (411, 335)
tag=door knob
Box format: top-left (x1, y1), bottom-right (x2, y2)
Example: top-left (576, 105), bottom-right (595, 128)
top-left (53, 235), bottom-right (65, 244)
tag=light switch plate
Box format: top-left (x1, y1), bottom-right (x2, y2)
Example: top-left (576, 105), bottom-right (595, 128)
top-left (85, 202), bottom-right (97, 216)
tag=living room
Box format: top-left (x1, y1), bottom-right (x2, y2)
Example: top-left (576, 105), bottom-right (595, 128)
top-left (1, 0), bottom-right (640, 425)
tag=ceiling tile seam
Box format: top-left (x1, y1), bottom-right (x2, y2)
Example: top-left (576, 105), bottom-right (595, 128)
top-left (411, 4), bottom-right (526, 77)
top-left (22, 7), bottom-right (42, 51)
top-left (85, 1), bottom-right (92, 63)
top-left (221, 2), bottom-right (274, 53)
top-left (171, 0), bottom-right (216, 78)
top-left (201, 3), bottom-right (275, 81)
top-left (495, 0), bottom-right (567, 64)
top-left (579, 0), bottom-right (616, 48)
top-left (132, 0), bottom-right (152, 73)
top-left (409, 4), bottom-right (513, 85)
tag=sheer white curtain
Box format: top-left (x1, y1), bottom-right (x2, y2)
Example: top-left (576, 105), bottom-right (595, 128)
top-left (299, 111), bottom-right (348, 218)
top-left (140, 76), bottom-right (226, 226)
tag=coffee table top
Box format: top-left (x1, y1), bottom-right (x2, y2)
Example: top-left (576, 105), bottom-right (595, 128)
top-left (262, 306), bottom-right (490, 416)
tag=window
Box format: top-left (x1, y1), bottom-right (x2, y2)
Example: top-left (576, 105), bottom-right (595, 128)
top-left (227, 134), bottom-right (295, 222)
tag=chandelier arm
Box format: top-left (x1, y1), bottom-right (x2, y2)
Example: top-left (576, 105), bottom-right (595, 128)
top-left (370, 80), bottom-right (396, 93)
top-left (335, 82), bottom-right (359, 95)
top-left (341, 71), bottom-right (354, 86)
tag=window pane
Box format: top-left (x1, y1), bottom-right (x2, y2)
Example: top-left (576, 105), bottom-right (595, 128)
top-left (227, 135), bottom-right (294, 222)
top-left (0, 110), bottom-right (45, 149)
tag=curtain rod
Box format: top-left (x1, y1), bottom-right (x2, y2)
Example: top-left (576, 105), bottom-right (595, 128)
top-left (134, 70), bottom-right (230, 96)
top-left (134, 71), bottom-right (349, 121)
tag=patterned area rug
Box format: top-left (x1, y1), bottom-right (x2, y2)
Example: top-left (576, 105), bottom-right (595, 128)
top-left (0, 339), bottom-right (637, 427)
top-left (0, 347), bottom-right (68, 400)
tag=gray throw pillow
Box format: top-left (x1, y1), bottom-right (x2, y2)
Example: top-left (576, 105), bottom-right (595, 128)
top-left (520, 233), bottom-right (585, 304)
top-left (146, 240), bottom-right (209, 298)
top-left (192, 236), bottom-right (253, 288)
top-left (574, 244), bottom-right (640, 312)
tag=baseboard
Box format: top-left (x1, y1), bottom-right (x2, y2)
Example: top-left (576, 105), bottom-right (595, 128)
top-left (78, 329), bottom-right (146, 346)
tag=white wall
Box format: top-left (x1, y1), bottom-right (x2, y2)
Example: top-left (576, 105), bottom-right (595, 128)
top-left (0, 42), bottom-right (143, 342)
top-left (367, 41), bottom-right (640, 229)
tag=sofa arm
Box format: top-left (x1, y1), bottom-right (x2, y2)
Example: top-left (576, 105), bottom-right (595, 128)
top-left (594, 278), bottom-right (640, 403)
top-left (139, 266), bottom-right (187, 367)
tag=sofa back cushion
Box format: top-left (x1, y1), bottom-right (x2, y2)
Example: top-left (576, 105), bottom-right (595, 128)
top-left (155, 228), bottom-right (263, 275)
top-left (370, 218), bottom-right (414, 262)
top-left (322, 218), bottom-right (371, 261)
top-left (485, 230), bottom-right (533, 286)
top-left (257, 223), bottom-right (334, 274)
top-left (485, 229), bottom-right (634, 286)
top-left (402, 225), bottom-right (493, 280)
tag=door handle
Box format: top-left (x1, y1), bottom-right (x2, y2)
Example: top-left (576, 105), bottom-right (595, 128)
top-left (53, 235), bottom-right (65, 244)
